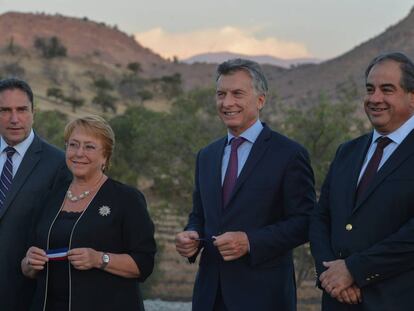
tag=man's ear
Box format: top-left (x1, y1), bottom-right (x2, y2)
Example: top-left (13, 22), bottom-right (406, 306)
top-left (257, 95), bottom-right (266, 111)
top-left (409, 91), bottom-right (414, 110)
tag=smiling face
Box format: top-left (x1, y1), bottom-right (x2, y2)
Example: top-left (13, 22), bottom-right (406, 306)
top-left (66, 127), bottom-right (107, 182)
top-left (364, 60), bottom-right (414, 135)
top-left (216, 70), bottom-right (265, 136)
top-left (0, 89), bottom-right (34, 146)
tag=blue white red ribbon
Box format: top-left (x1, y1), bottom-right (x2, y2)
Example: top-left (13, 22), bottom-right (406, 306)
top-left (46, 247), bottom-right (69, 261)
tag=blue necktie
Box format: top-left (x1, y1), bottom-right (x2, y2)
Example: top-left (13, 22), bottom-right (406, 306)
top-left (0, 147), bottom-right (16, 210)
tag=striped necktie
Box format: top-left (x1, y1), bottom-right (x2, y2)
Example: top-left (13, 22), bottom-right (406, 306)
top-left (0, 147), bottom-right (16, 210)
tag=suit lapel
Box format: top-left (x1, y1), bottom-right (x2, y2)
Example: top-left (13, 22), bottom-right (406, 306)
top-left (225, 125), bottom-right (271, 207)
top-left (0, 136), bottom-right (42, 219)
top-left (346, 134), bottom-right (372, 209)
top-left (212, 137), bottom-right (227, 213)
top-left (354, 129), bottom-right (414, 212)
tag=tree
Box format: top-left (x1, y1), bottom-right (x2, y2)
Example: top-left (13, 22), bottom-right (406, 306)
top-left (91, 76), bottom-right (117, 112)
top-left (127, 62), bottom-right (142, 75)
top-left (137, 90), bottom-right (153, 102)
top-left (109, 88), bottom-right (222, 206)
top-left (33, 110), bottom-right (67, 148)
top-left (65, 96), bottom-right (85, 112)
top-left (34, 36), bottom-right (67, 58)
top-left (118, 74), bottom-right (149, 104)
top-left (93, 77), bottom-right (114, 90)
top-left (92, 91), bottom-right (117, 113)
top-left (159, 73), bottom-right (183, 98)
top-left (1, 62), bottom-right (25, 78)
top-left (46, 87), bottom-right (64, 102)
top-left (7, 37), bottom-right (18, 55)
top-left (278, 93), bottom-right (366, 190)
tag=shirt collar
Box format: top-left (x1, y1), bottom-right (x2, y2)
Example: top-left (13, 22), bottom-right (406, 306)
top-left (227, 119), bottom-right (263, 145)
top-left (1, 129), bottom-right (35, 155)
top-left (372, 114), bottom-right (414, 145)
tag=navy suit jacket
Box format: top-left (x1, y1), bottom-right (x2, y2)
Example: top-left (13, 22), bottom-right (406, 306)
top-left (186, 124), bottom-right (315, 311)
top-left (0, 134), bottom-right (70, 311)
top-left (310, 130), bottom-right (414, 311)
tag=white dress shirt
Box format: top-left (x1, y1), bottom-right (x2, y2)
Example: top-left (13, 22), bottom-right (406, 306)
top-left (0, 130), bottom-right (35, 177)
top-left (358, 114), bottom-right (414, 183)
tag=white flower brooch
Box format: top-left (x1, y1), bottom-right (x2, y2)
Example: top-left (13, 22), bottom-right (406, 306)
top-left (98, 205), bottom-right (111, 216)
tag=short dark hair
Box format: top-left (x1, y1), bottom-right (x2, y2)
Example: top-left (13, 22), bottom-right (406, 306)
top-left (365, 52), bottom-right (414, 92)
top-left (0, 78), bottom-right (34, 109)
top-left (216, 58), bottom-right (268, 96)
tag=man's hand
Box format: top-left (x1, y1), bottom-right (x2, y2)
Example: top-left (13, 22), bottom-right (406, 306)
top-left (175, 231), bottom-right (200, 258)
top-left (213, 231), bottom-right (249, 261)
top-left (337, 284), bottom-right (362, 304)
top-left (320, 259), bottom-right (354, 298)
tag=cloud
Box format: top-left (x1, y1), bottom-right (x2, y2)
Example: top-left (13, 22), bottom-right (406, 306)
top-left (135, 26), bottom-right (311, 60)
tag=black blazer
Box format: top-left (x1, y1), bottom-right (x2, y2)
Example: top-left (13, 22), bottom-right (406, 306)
top-left (186, 124), bottom-right (315, 311)
top-left (0, 134), bottom-right (69, 311)
top-left (310, 130), bottom-right (414, 311)
top-left (30, 178), bottom-right (156, 311)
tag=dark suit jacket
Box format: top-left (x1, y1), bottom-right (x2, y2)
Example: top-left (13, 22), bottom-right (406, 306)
top-left (310, 130), bottom-right (414, 311)
top-left (186, 124), bottom-right (315, 311)
top-left (0, 134), bottom-right (69, 311)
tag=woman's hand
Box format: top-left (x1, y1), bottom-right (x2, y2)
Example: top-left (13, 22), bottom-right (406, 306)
top-left (68, 248), bottom-right (140, 278)
top-left (68, 248), bottom-right (100, 270)
top-left (22, 246), bottom-right (48, 278)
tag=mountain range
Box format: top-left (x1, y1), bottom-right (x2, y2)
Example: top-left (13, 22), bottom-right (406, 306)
top-left (183, 52), bottom-right (321, 68)
top-left (1, 8), bottom-right (414, 110)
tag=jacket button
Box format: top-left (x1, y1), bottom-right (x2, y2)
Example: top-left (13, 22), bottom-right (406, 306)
top-left (345, 224), bottom-right (353, 231)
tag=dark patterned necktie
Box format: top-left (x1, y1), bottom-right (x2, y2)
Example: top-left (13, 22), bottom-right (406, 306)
top-left (0, 147), bottom-right (16, 210)
top-left (356, 136), bottom-right (392, 202)
top-left (222, 137), bottom-right (245, 207)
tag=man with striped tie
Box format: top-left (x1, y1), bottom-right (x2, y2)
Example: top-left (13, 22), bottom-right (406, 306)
top-left (0, 78), bottom-right (70, 311)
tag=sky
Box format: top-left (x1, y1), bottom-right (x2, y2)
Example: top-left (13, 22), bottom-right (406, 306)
top-left (0, 0), bottom-right (413, 61)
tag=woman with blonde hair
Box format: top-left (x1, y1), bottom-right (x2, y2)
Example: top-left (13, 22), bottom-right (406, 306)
top-left (22, 115), bottom-right (156, 311)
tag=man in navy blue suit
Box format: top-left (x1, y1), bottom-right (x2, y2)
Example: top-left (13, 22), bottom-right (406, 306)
top-left (310, 52), bottom-right (414, 311)
top-left (176, 58), bottom-right (315, 311)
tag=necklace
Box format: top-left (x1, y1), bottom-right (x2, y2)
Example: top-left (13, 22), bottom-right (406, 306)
top-left (66, 174), bottom-right (105, 202)
top-left (66, 189), bottom-right (90, 202)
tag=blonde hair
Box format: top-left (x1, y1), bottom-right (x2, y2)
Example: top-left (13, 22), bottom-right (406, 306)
top-left (64, 115), bottom-right (115, 170)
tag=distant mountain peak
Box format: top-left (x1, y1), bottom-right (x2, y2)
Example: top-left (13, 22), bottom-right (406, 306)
top-left (183, 51), bottom-right (322, 68)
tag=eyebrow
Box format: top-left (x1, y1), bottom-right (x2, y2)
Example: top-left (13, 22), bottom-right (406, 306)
top-left (365, 83), bottom-right (397, 89)
top-left (68, 139), bottom-right (97, 144)
top-left (380, 83), bottom-right (397, 89)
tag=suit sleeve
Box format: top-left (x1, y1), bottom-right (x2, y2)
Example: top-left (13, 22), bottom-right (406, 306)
top-left (345, 217), bottom-right (414, 287)
top-left (309, 155), bottom-right (340, 287)
top-left (247, 148), bottom-right (316, 266)
top-left (184, 151), bottom-right (205, 262)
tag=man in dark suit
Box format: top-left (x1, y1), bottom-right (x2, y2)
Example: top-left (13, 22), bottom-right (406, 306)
top-left (0, 78), bottom-right (69, 311)
top-left (175, 59), bottom-right (315, 311)
top-left (310, 52), bottom-right (414, 311)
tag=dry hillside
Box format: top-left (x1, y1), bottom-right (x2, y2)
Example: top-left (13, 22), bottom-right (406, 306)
top-left (0, 12), bottom-right (165, 70)
top-left (2, 8), bottom-right (414, 107)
